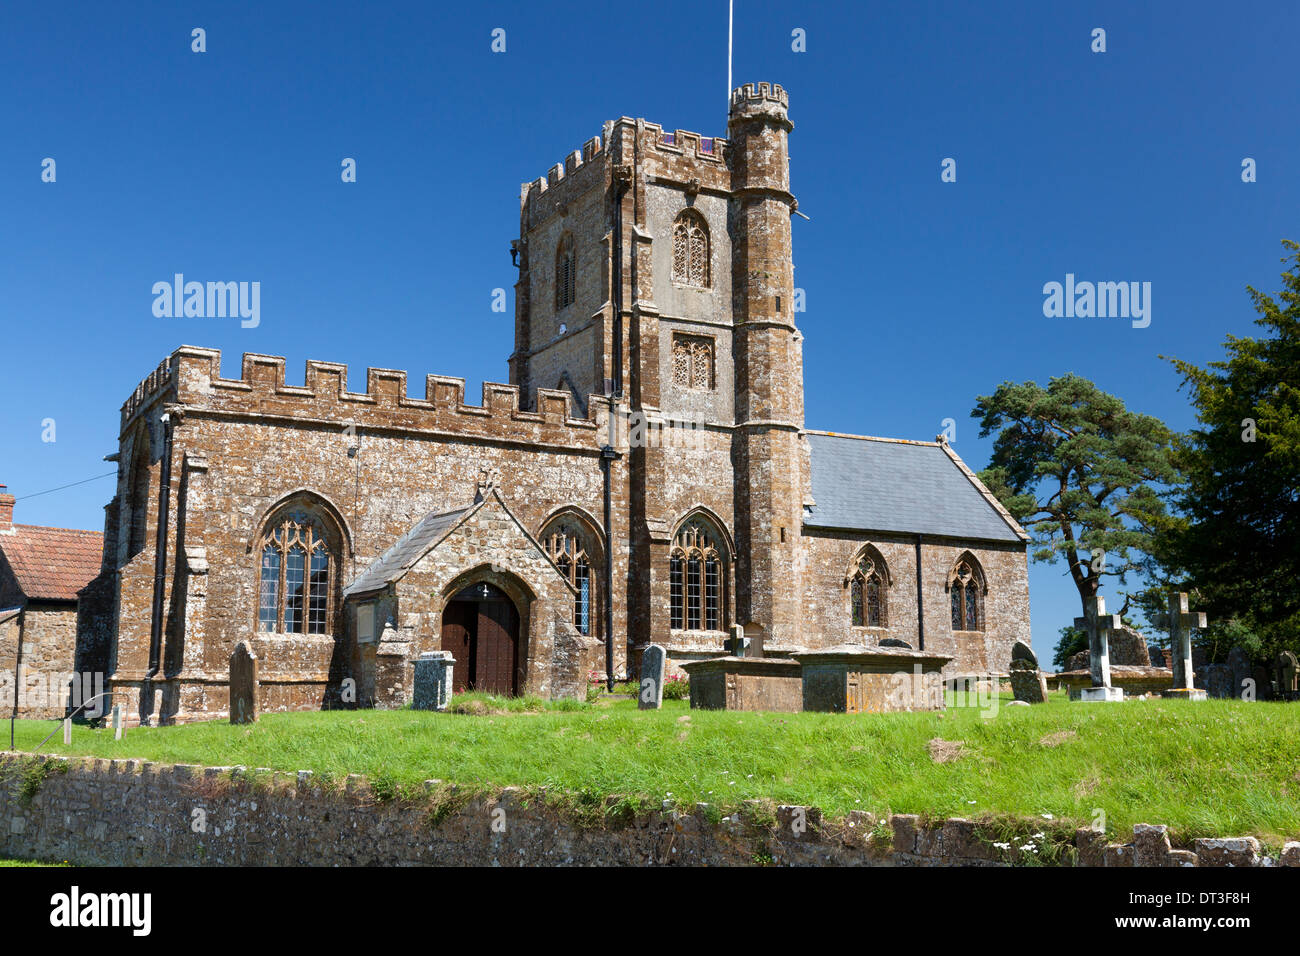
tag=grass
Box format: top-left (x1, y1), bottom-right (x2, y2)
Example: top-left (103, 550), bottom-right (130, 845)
top-left (7, 691), bottom-right (1300, 848)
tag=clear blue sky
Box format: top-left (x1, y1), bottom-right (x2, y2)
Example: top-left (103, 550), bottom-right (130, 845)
top-left (2, 1), bottom-right (1296, 666)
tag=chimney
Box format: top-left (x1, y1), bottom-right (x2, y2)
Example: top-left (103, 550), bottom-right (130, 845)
top-left (0, 485), bottom-right (13, 532)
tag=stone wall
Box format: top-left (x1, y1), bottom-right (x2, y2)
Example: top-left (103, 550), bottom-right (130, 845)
top-left (1, 754), bottom-right (1294, 868)
top-left (800, 530), bottom-right (1030, 678)
top-left (0, 603), bottom-right (80, 718)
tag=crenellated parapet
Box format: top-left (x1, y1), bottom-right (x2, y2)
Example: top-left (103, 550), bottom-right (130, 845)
top-left (120, 357), bottom-right (175, 432)
top-left (162, 347), bottom-right (608, 449)
top-left (729, 82), bottom-right (790, 123)
top-left (519, 132), bottom-right (608, 228)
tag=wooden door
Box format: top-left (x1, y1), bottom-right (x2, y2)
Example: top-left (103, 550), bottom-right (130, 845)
top-left (476, 598), bottom-right (518, 696)
top-left (441, 601), bottom-right (475, 693)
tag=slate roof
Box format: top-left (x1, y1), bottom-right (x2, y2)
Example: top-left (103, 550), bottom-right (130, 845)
top-left (343, 507), bottom-right (469, 597)
top-left (0, 525), bottom-right (105, 601)
top-left (804, 433), bottom-right (1024, 543)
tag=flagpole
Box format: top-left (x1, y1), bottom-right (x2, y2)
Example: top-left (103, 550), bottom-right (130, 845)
top-left (727, 0), bottom-right (733, 117)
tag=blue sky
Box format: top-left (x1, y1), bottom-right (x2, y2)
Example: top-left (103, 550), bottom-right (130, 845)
top-left (2, 1), bottom-right (1296, 665)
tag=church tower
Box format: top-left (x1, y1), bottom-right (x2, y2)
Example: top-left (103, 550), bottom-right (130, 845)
top-left (510, 82), bottom-right (808, 659)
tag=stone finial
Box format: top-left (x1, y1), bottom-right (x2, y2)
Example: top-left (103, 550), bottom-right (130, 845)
top-left (474, 464), bottom-right (501, 503)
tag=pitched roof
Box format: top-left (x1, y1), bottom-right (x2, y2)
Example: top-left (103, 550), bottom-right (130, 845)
top-left (804, 432), bottom-right (1025, 543)
top-left (343, 507), bottom-right (470, 597)
top-left (0, 525), bottom-right (105, 601)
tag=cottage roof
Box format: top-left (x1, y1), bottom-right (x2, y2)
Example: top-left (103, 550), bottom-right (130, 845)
top-left (0, 524), bottom-right (104, 601)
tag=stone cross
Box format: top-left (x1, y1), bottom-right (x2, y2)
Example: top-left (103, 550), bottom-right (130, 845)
top-left (639, 643), bottom-right (666, 710)
top-left (1075, 595), bottom-right (1122, 688)
top-left (1168, 591), bottom-right (1207, 691)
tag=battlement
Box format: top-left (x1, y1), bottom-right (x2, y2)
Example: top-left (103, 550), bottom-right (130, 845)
top-left (641, 119), bottom-right (728, 164)
top-left (120, 357), bottom-right (175, 431)
top-left (156, 346), bottom-right (606, 449)
top-left (520, 133), bottom-right (605, 211)
top-left (729, 82), bottom-right (790, 119)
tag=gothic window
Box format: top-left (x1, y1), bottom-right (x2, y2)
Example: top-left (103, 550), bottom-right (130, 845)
top-left (256, 508), bottom-right (339, 636)
top-left (670, 519), bottom-right (728, 632)
top-left (671, 334), bottom-right (714, 390)
top-left (672, 210), bottom-right (709, 287)
top-left (542, 517), bottom-right (600, 636)
top-left (949, 556), bottom-right (985, 632)
top-left (848, 545), bottom-right (889, 629)
top-left (849, 551), bottom-right (888, 628)
top-left (555, 233), bottom-right (576, 310)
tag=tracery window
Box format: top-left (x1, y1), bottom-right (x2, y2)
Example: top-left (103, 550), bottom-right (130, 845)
top-left (670, 519), bottom-right (727, 631)
top-left (543, 519), bottom-right (597, 636)
top-left (949, 557), bottom-right (985, 632)
top-left (258, 513), bottom-right (335, 635)
top-left (672, 334), bottom-right (714, 390)
top-left (849, 552), bottom-right (887, 628)
top-left (555, 233), bottom-right (576, 310)
top-left (671, 210), bottom-right (709, 287)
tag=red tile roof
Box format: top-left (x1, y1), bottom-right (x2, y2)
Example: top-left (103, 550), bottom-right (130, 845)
top-left (0, 524), bottom-right (105, 602)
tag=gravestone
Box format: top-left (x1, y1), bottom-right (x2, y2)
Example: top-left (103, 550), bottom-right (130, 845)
top-left (1277, 650), bottom-right (1299, 700)
top-left (639, 643), bottom-right (666, 710)
top-left (412, 651), bottom-right (455, 711)
top-left (229, 640), bottom-right (258, 724)
top-left (1008, 641), bottom-right (1047, 703)
top-left (1252, 665), bottom-right (1273, 701)
top-left (1011, 641), bottom-right (1037, 666)
top-left (1226, 646), bottom-right (1252, 700)
top-left (112, 704), bottom-right (123, 740)
top-left (1162, 591), bottom-right (1207, 701)
top-left (1072, 595), bottom-right (1124, 701)
top-left (744, 621), bottom-right (765, 659)
top-left (1203, 663), bottom-right (1233, 700)
top-left (728, 624), bottom-right (750, 658)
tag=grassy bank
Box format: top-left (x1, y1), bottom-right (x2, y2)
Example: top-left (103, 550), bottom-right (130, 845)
top-left (7, 693), bottom-right (1299, 846)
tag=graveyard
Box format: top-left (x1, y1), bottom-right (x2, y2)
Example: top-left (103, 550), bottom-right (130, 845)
top-left (9, 688), bottom-right (1300, 850)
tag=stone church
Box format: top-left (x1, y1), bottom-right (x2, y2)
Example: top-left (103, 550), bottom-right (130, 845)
top-left (75, 83), bottom-right (1031, 724)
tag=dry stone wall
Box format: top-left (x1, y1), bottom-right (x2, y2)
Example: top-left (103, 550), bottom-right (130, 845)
top-left (2, 754), bottom-right (1294, 868)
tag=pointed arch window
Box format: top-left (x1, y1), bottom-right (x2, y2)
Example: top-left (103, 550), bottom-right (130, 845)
top-left (949, 557), bottom-right (985, 632)
top-left (555, 233), bottom-right (576, 310)
top-left (257, 513), bottom-right (335, 635)
top-left (543, 518), bottom-right (599, 636)
top-left (670, 519), bottom-right (727, 632)
top-left (672, 210), bottom-right (710, 287)
top-left (672, 334), bottom-right (714, 390)
top-left (849, 551), bottom-right (888, 628)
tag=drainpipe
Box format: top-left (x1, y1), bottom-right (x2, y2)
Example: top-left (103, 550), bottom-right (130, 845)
top-left (145, 411), bottom-right (174, 688)
top-left (600, 442), bottom-right (620, 691)
top-left (914, 534), bottom-right (925, 651)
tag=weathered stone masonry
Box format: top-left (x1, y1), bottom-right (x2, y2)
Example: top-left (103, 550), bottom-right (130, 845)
top-left (1, 755), bottom-right (1293, 867)
top-left (79, 82), bottom-right (1032, 723)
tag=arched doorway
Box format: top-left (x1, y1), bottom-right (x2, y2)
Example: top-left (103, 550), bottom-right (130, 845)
top-left (441, 582), bottom-right (520, 695)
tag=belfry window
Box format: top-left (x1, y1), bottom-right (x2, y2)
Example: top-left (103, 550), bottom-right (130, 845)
top-left (555, 233), bottom-right (576, 310)
top-left (257, 513), bottom-right (335, 635)
top-left (672, 209), bottom-right (709, 287)
top-left (672, 334), bottom-right (714, 390)
top-left (670, 519), bottom-right (727, 632)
